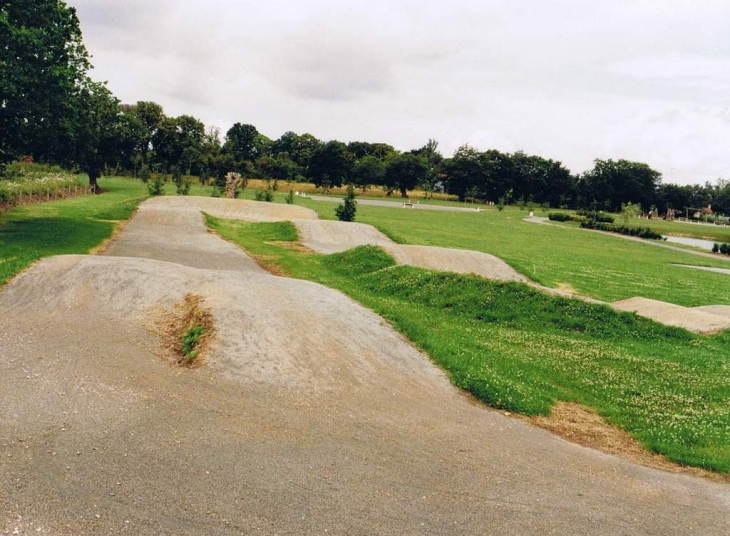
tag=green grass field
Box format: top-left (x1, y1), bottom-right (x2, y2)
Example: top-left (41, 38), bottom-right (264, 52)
top-left (0, 177), bottom-right (145, 285)
top-left (206, 216), bottom-right (730, 474)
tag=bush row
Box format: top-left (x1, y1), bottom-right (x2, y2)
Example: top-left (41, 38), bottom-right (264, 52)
top-left (712, 243), bottom-right (730, 255)
top-left (580, 220), bottom-right (664, 240)
top-left (576, 210), bottom-right (615, 223)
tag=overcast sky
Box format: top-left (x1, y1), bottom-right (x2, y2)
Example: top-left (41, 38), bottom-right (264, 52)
top-left (68, 0), bottom-right (730, 185)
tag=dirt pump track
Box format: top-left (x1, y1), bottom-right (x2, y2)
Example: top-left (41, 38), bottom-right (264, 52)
top-left (1, 196), bottom-right (728, 535)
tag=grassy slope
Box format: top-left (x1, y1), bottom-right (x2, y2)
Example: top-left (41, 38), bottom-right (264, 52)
top-left (0, 177), bottom-right (146, 285)
top-left (288, 199), bottom-right (730, 306)
top-left (206, 216), bottom-right (730, 473)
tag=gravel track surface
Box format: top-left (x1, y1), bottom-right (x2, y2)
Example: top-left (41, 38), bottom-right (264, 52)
top-left (1, 197), bottom-right (729, 534)
top-left (611, 297), bottom-right (730, 334)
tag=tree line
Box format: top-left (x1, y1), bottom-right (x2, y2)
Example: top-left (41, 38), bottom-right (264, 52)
top-left (2, 1), bottom-right (729, 215)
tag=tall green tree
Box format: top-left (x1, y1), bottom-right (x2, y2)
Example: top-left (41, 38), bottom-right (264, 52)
top-left (352, 155), bottom-right (386, 193)
top-left (307, 141), bottom-right (353, 189)
top-left (579, 159), bottom-right (662, 212)
top-left (0, 0), bottom-right (90, 162)
top-left (385, 153), bottom-right (428, 198)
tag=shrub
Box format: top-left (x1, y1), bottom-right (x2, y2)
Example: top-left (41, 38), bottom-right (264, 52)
top-left (335, 184), bottom-right (357, 222)
top-left (176, 178), bottom-right (191, 196)
top-left (147, 176), bottom-right (164, 196)
top-left (285, 190), bottom-right (295, 204)
top-left (719, 243), bottom-right (730, 255)
top-left (577, 210), bottom-right (614, 223)
top-left (548, 212), bottom-right (571, 222)
top-left (713, 243), bottom-right (720, 253)
top-left (580, 220), bottom-right (664, 240)
top-left (139, 164), bottom-right (151, 183)
top-left (180, 325), bottom-right (206, 364)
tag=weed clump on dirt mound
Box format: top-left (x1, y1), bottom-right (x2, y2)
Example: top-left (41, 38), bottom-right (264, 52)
top-left (155, 293), bottom-right (215, 367)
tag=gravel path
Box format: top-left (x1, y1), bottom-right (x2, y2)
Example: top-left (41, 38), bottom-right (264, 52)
top-left (1, 197), bottom-right (728, 535)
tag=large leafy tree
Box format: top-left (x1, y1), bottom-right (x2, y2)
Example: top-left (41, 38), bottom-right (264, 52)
top-left (385, 153), bottom-right (428, 198)
top-left (352, 155), bottom-right (386, 193)
top-left (444, 145), bottom-right (486, 201)
top-left (579, 159), bottom-right (662, 211)
top-left (0, 0), bottom-right (90, 162)
top-left (224, 122), bottom-right (271, 167)
top-left (307, 141), bottom-right (353, 189)
top-left (127, 101), bottom-right (165, 163)
top-left (70, 80), bottom-right (137, 186)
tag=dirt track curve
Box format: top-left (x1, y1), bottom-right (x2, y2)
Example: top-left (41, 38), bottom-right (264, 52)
top-left (1, 196), bottom-right (728, 535)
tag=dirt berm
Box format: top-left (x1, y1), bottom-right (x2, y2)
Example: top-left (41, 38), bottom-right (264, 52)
top-left (295, 219), bottom-right (529, 283)
top-left (1, 196), bottom-right (728, 534)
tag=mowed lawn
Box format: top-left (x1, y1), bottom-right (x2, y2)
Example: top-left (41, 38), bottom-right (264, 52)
top-left (0, 177), bottom-right (146, 286)
top-left (207, 217), bottom-right (730, 474)
top-left (293, 199), bottom-right (730, 307)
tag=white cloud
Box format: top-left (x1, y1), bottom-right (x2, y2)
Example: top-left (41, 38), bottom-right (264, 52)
top-left (67, 0), bottom-right (730, 184)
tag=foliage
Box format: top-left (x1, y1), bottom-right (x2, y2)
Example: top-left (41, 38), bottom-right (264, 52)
top-left (548, 212), bottom-right (571, 222)
top-left (147, 176), bottom-right (164, 196)
top-left (580, 160), bottom-right (662, 213)
top-left (335, 184), bottom-right (357, 221)
top-left (180, 326), bottom-right (205, 363)
top-left (0, 0), bottom-right (90, 163)
top-left (352, 155), bottom-right (386, 193)
top-left (576, 210), bottom-right (615, 223)
top-left (285, 190), bottom-right (295, 204)
top-left (254, 189), bottom-right (274, 202)
top-left (307, 141), bottom-right (353, 189)
top-left (385, 153), bottom-right (428, 198)
top-left (620, 201), bottom-right (641, 224)
top-left (176, 178), bottom-right (191, 196)
top-left (580, 220), bottom-right (664, 240)
top-left (713, 243), bottom-right (730, 255)
top-left (0, 163), bottom-right (87, 206)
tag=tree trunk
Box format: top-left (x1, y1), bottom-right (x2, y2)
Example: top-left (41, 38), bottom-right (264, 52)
top-left (88, 168), bottom-right (101, 193)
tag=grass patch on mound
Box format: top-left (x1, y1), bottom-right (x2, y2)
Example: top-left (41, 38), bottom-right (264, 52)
top-left (0, 177), bottom-right (146, 286)
top-left (207, 214), bottom-right (730, 474)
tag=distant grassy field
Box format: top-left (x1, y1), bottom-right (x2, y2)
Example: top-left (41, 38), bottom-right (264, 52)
top-left (206, 216), bottom-right (730, 474)
top-left (0, 177), bottom-right (145, 286)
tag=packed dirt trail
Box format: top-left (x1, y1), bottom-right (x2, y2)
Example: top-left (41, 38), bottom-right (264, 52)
top-left (1, 197), bottom-right (728, 535)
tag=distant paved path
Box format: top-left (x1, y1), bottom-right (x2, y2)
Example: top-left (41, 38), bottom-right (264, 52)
top-left (1, 197), bottom-right (728, 535)
top-left (309, 194), bottom-right (485, 212)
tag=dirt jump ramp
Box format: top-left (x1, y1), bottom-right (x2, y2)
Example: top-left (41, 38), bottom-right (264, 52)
top-left (1, 197), bottom-right (729, 534)
top-left (612, 297), bottom-right (730, 334)
top-left (295, 219), bottom-right (528, 283)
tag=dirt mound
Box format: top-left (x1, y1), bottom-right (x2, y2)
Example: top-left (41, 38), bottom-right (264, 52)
top-left (382, 244), bottom-right (529, 282)
top-left (611, 297), bottom-right (730, 334)
top-left (145, 195), bottom-right (318, 221)
top-left (694, 305), bottom-right (730, 319)
top-left (295, 220), bottom-right (528, 282)
top-left (294, 219), bottom-right (393, 253)
top-left (104, 198), bottom-right (269, 272)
